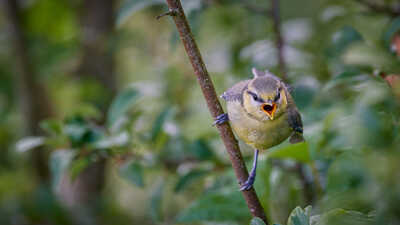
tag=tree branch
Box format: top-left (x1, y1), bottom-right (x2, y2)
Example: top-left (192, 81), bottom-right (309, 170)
top-left (354, 0), bottom-right (400, 17)
top-left (270, 0), bottom-right (287, 81)
top-left (161, 0), bottom-right (268, 223)
top-left (269, 0), bottom-right (316, 204)
top-left (3, 0), bottom-right (53, 183)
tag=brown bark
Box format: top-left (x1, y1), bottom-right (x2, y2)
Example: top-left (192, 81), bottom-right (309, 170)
top-left (270, 0), bottom-right (316, 205)
top-left (57, 0), bottom-right (116, 218)
top-left (3, 0), bottom-right (53, 183)
top-left (77, 0), bottom-right (117, 110)
top-left (161, 0), bottom-right (268, 223)
top-left (354, 0), bottom-right (400, 17)
top-left (271, 0), bottom-right (287, 81)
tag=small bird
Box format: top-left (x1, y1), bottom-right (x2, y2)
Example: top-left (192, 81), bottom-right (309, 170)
top-left (214, 68), bottom-right (304, 191)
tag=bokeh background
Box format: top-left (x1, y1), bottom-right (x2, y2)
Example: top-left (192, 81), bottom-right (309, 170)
top-left (0, 0), bottom-right (400, 224)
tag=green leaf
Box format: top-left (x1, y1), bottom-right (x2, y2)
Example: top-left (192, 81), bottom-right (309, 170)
top-left (116, 0), bottom-right (164, 27)
top-left (69, 157), bottom-right (90, 180)
top-left (49, 150), bottom-right (75, 190)
top-left (15, 136), bottom-right (46, 153)
top-left (150, 179), bottom-right (164, 222)
top-left (189, 139), bottom-right (215, 161)
top-left (383, 18), bottom-right (400, 49)
top-left (174, 169), bottom-right (208, 193)
top-left (287, 206), bottom-right (312, 225)
top-left (313, 208), bottom-right (373, 225)
top-left (342, 42), bottom-right (399, 71)
top-left (107, 87), bottom-right (139, 128)
top-left (176, 191), bottom-right (250, 223)
top-left (327, 26), bottom-right (363, 58)
top-left (119, 161), bottom-right (144, 187)
top-left (323, 71), bottom-right (366, 90)
top-left (266, 142), bottom-right (310, 163)
top-left (40, 119), bottom-right (63, 136)
top-left (292, 84), bottom-right (317, 109)
top-left (64, 117), bottom-right (103, 148)
top-left (250, 217), bottom-right (267, 225)
top-left (94, 132), bottom-right (130, 149)
top-left (150, 108), bottom-right (171, 141)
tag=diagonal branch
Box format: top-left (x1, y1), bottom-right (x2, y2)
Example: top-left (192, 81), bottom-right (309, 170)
top-left (161, 0), bottom-right (268, 223)
top-left (354, 0), bottom-right (400, 17)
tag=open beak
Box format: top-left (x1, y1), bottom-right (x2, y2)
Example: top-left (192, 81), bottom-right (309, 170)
top-left (261, 103), bottom-right (277, 120)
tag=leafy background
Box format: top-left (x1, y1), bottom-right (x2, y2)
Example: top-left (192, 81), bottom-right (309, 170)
top-left (0, 0), bottom-right (399, 225)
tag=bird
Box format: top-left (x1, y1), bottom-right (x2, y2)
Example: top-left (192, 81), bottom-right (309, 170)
top-left (214, 68), bottom-right (304, 191)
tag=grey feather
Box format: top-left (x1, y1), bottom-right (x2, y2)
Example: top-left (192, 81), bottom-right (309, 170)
top-left (221, 80), bottom-right (250, 102)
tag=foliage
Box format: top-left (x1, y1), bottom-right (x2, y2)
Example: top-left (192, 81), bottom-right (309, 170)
top-left (0, 0), bottom-right (400, 224)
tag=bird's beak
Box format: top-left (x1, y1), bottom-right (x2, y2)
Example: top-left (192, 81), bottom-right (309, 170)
top-left (261, 103), bottom-right (277, 120)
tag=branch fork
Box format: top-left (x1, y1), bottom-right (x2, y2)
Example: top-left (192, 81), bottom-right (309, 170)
top-left (156, 8), bottom-right (178, 20)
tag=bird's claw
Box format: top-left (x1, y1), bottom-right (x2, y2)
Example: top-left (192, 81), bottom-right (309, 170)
top-left (213, 113), bottom-right (229, 126)
top-left (239, 175), bottom-right (255, 191)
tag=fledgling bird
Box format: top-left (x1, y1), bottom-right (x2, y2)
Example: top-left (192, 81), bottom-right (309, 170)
top-left (214, 68), bottom-right (304, 191)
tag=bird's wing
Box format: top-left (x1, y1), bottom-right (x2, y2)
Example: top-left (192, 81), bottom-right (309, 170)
top-left (287, 107), bottom-right (303, 133)
top-left (287, 106), bottom-right (305, 143)
top-left (220, 80), bottom-right (250, 102)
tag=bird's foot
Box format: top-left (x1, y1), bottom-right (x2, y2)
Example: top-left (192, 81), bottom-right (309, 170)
top-left (239, 149), bottom-right (259, 191)
top-left (240, 174), bottom-right (256, 191)
top-left (213, 113), bottom-right (229, 126)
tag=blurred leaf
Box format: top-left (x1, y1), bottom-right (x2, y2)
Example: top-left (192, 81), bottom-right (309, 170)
top-left (64, 117), bottom-right (103, 148)
top-left (323, 71), bottom-right (366, 90)
top-left (94, 132), bottom-right (130, 149)
top-left (326, 153), bottom-right (366, 193)
top-left (176, 191), bottom-right (250, 223)
top-left (292, 84), bottom-right (317, 109)
top-left (313, 208), bottom-right (373, 225)
top-left (69, 157), bottom-right (90, 180)
top-left (150, 108), bottom-right (171, 141)
top-left (343, 43), bottom-right (399, 71)
top-left (266, 142), bottom-right (310, 163)
top-left (250, 217), bottom-right (267, 225)
top-left (150, 179), bottom-right (164, 222)
top-left (49, 150), bottom-right (75, 189)
top-left (287, 206), bottom-right (312, 225)
top-left (116, 0), bottom-right (164, 27)
top-left (119, 160), bottom-right (144, 187)
top-left (327, 26), bottom-right (363, 58)
top-left (40, 119), bottom-right (63, 136)
top-left (174, 169), bottom-right (208, 193)
top-left (25, 0), bottom-right (77, 42)
top-left (383, 18), bottom-right (400, 49)
top-left (107, 87), bottom-right (139, 128)
top-left (15, 136), bottom-right (45, 153)
top-left (189, 139), bottom-right (215, 161)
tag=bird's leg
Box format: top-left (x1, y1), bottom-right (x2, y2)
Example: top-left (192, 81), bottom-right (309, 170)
top-left (240, 149), bottom-right (259, 191)
top-left (213, 113), bottom-right (229, 126)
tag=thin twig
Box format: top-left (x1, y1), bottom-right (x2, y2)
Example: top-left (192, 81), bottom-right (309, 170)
top-left (355, 0), bottom-right (400, 17)
top-left (295, 163), bottom-right (314, 205)
top-left (161, 0), bottom-right (268, 223)
top-left (270, 0), bottom-right (287, 81)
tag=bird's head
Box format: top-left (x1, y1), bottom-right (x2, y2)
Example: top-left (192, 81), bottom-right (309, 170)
top-left (242, 68), bottom-right (288, 121)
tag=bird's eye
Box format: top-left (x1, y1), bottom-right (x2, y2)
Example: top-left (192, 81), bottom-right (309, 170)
top-left (248, 91), bottom-right (259, 101)
top-left (274, 91), bottom-right (280, 102)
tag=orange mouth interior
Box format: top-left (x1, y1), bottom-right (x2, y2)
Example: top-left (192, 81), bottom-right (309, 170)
top-left (261, 103), bottom-right (276, 119)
